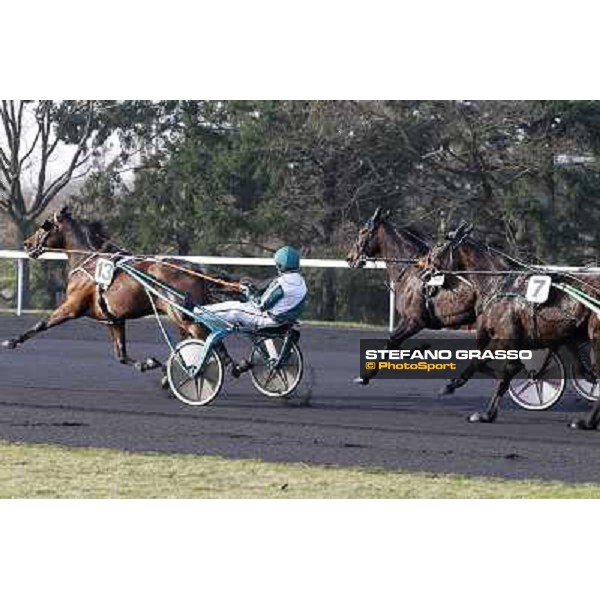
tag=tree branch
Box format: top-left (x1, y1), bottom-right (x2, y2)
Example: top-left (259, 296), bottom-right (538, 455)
top-left (31, 102), bottom-right (96, 216)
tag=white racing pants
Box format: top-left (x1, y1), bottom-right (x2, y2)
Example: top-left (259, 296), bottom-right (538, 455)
top-left (201, 300), bottom-right (278, 330)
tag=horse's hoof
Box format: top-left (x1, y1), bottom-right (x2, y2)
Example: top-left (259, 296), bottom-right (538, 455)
top-left (1, 339), bottom-right (16, 350)
top-left (145, 357), bottom-right (161, 370)
top-left (468, 411), bottom-right (495, 423)
top-left (439, 384), bottom-right (455, 396)
top-left (570, 419), bottom-right (595, 431)
top-left (160, 375), bottom-right (169, 389)
top-left (353, 377), bottom-right (369, 386)
top-left (230, 360), bottom-right (251, 379)
top-left (137, 357), bottom-right (161, 372)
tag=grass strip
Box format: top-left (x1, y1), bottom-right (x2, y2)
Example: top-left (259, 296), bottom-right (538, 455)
top-left (0, 440), bottom-right (598, 498)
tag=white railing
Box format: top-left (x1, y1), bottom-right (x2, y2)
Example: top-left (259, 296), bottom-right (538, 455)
top-left (0, 250), bottom-right (397, 331)
top-left (5, 249), bottom-right (600, 332)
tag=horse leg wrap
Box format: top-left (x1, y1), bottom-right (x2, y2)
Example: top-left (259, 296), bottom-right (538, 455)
top-left (139, 357), bottom-right (162, 372)
top-left (2, 319), bottom-right (47, 349)
top-left (468, 410), bottom-right (497, 424)
top-left (440, 380), bottom-right (460, 395)
top-left (569, 418), bottom-right (596, 431)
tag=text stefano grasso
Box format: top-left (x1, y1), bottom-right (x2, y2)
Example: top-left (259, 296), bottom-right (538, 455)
top-left (364, 349), bottom-right (533, 361)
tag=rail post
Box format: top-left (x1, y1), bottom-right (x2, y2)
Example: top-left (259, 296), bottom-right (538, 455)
top-left (388, 279), bottom-right (395, 332)
top-left (16, 257), bottom-right (24, 316)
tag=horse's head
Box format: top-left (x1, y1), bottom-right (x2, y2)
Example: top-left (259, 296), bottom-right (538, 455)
top-left (24, 206), bottom-right (72, 258)
top-left (417, 221), bottom-right (474, 272)
top-left (346, 207), bottom-right (391, 268)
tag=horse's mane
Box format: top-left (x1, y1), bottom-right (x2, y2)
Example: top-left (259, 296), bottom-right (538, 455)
top-left (462, 237), bottom-right (511, 270)
top-left (397, 224), bottom-right (431, 250)
top-left (80, 220), bottom-right (106, 248)
top-left (70, 216), bottom-right (125, 254)
top-left (383, 221), bottom-right (431, 253)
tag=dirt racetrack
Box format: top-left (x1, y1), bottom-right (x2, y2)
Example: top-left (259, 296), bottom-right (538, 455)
top-left (1, 315), bottom-right (600, 482)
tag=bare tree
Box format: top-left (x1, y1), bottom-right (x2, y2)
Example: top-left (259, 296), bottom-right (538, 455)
top-left (0, 100), bottom-right (115, 307)
top-left (0, 101), bottom-right (101, 238)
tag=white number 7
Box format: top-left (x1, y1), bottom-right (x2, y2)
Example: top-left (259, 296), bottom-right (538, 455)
top-left (526, 275), bottom-right (551, 303)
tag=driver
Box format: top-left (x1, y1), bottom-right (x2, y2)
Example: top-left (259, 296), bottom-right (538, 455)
top-left (197, 246), bottom-right (307, 329)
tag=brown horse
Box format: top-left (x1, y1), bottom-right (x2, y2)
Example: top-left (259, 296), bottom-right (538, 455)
top-left (2, 206), bottom-right (238, 371)
top-left (420, 229), bottom-right (600, 428)
top-left (346, 210), bottom-right (492, 384)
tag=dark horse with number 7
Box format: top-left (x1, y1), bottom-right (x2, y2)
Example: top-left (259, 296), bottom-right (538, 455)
top-left (2, 206), bottom-right (239, 372)
top-left (419, 228), bottom-right (600, 430)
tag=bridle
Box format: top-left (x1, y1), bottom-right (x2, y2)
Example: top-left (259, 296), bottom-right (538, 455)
top-left (416, 222), bottom-right (479, 293)
top-left (351, 208), bottom-right (430, 268)
top-left (439, 222), bottom-right (474, 261)
top-left (351, 213), bottom-right (380, 267)
top-left (423, 222), bottom-right (474, 273)
top-left (27, 216), bottom-right (58, 258)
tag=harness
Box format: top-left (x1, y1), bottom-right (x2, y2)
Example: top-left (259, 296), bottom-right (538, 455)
top-left (424, 294), bottom-right (444, 329)
top-left (97, 287), bottom-right (122, 323)
top-left (65, 252), bottom-right (125, 323)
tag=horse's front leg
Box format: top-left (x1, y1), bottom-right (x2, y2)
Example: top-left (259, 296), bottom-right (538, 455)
top-left (441, 328), bottom-right (493, 395)
top-left (441, 349), bottom-right (499, 396)
top-left (107, 322), bottom-right (162, 373)
top-left (440, 358), bottom-right (494, 395)
top-left (468, 359), bottom-right (522, 423)
top-left (353, 318), bottom-right (421, 385)
top-left (2, 300), bottom-right (83, 349)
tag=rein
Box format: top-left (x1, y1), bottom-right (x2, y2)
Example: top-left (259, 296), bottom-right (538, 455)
top-left (33, 246), bottom-right (242, 291)
top-left (156, 260), bottom-right (241, 292)
top-left (428, 238), bottom-right (600, 310)
top-left (359, 256), bottom-right (417, 265)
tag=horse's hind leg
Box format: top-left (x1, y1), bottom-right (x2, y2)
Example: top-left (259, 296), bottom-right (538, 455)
top-left (468, 359), bottom-right (522, 423)
top-left (2, 300), bottom-right (83, 349)
top-left (182, 320), bottom-right (236, 373)
top-left (572, 394), bottom-right (600, 430)
top-left (108, 322), bottom-right (135, 366)
top-left (108, 322), bottom-right (162, 373)
top-left (571, 324), bottom-right (600, 430)
top-left (565, 341), bottom-right (596, 385)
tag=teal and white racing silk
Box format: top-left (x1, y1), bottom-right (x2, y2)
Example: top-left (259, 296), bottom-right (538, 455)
top-left (201, 272), bottom-right (307, 330)
top-left (259, 272), bottom-right (307, 323)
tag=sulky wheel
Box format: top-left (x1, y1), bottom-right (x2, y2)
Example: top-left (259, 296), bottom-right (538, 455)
top-left (570, 342), bottom-right (600, 403)
top-left (249, 337), bottom-right (304, 398)
top-left (167, 339), bottom-right (224, 406)
top-left (508, 350), bottom-right (566, 410)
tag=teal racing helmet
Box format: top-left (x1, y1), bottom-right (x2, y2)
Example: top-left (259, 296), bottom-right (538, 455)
top-left (274, 246), bottom-right (301, 272)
